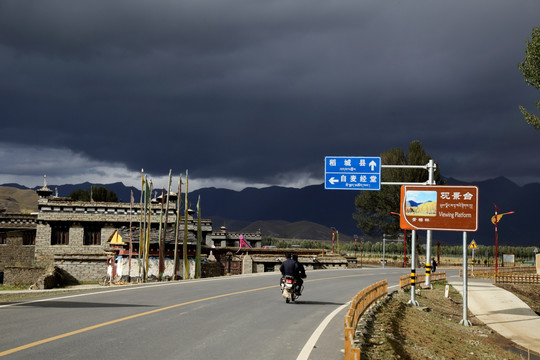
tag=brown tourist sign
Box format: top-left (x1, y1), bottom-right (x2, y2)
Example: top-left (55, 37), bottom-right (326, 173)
top-left (399, 185), bottom-right (478, 231)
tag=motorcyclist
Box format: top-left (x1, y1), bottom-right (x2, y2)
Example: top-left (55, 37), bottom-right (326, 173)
top-left (292, 254), bottom-right (306, 295)
top-left (280, 253), bottom-right (299, 286)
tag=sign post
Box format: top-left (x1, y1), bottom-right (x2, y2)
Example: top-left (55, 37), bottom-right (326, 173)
top-left (408, 229), bottom-right (419, 306)
top-left (399, 185), bottom-right (479, 232)
top-left (399, 185), bottom-right (479, 325)
top-left (460, 231), bottom-right (472, 326)
top-left (325, 156), bottom-right (381, 190)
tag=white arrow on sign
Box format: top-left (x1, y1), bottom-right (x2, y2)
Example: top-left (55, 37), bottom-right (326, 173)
top-left (369, 160), bottom-right (377, 171)
top-left (329, 177), bottom-right (339, 185)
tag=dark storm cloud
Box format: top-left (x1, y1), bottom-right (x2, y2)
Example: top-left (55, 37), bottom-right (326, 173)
top-left (0, 0), bottom-right (539, 187)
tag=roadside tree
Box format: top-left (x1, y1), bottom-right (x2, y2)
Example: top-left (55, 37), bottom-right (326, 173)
top-left (518, 26), bottom-right (540, 130)
top-left (353, 140), bottom-right (444, 238)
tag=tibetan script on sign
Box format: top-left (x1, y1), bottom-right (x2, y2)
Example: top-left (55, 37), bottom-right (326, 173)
top-left (399, 185), bottom-right (478, 231)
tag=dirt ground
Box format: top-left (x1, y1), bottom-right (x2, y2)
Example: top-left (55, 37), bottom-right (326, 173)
top-left (359, 282), bottom-right (539, 360)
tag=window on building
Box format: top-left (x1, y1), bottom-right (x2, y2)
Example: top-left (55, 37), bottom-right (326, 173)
top-left (264, 263), bottom-right (275, 272)
top-left (22, 232), bottom-right (35, 245)
top-left (226, 239), bottom-right (237, 247)
top-left (51, 224), bottom-right (69, 245)
top-left (0, 232), bottom-right (6, 245)
top-left (84, 225), bottom-right (101, 246)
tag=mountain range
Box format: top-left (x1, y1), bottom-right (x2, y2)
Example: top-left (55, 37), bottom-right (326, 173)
top-left (1, 176), bottom-right (538, 247)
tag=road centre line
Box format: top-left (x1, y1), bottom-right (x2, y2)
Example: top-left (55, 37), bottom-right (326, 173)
top-left (0, 271), bottom-right (377, 309)
top-left (0, 272), bottom-right (373, 357)
top-left (0, 285), bottom-right (276, 357)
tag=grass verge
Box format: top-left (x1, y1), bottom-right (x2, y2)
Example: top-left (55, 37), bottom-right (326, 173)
top-left (359, 283), bottom-right (527, 360)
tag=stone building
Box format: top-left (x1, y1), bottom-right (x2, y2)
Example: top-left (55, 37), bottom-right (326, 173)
top-left (32, 184), bottom-right (217, 282)
top-left (210, 226), bottom-right (262, 248)
top-left (0, 181), bottom-right (263, 285)
top-left (0, 214), bottom-right (37, 284)
top-left (1, 181), bottom-right (355, 286)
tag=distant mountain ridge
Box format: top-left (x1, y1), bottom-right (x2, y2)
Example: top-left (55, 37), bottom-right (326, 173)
top-left (2, 176), bottom-right (538, 246)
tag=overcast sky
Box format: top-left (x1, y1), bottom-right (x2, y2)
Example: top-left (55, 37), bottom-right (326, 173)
top-left (1, 0), bottom-right (539, 191)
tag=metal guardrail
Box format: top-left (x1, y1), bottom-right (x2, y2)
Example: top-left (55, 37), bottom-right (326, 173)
top-left (344, 280), bottom-right (387, 360)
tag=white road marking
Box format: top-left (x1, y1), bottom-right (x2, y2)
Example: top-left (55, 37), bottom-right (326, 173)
top-left (296, 283), bottom-right (399, 359)
top-left (296, 301), bottom-right (350, 360)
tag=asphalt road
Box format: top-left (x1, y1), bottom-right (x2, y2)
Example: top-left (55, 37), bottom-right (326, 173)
top-left (0, 267), bottom-right (409, 360)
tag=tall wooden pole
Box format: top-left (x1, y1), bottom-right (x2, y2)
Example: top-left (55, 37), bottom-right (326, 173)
top-left (144, 180), bottom-right (153, 281)
top-left (196, 195), bottom-right (201, 279)
top-left (162, 170), bottom-right (172, 278)
top-left (157, 187), bottom-right (165, 280)
top-left (129, 188), bottom-right (133, 278)
top-left (173, 174), bottom-right (182, 279)
top-left (138, 169), bottom-right (145, 277)
top-left (183, 170), bottom-right (189, 279)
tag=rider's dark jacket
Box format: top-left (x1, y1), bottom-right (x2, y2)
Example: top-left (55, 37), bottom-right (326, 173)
top-left (280, 258), bottom-right (299, 277)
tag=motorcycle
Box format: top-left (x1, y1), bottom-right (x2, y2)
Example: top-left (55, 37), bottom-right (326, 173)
top-left (280, 275), bottom-right (302, 303)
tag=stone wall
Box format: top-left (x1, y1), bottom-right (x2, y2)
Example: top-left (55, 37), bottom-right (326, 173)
top-left (4, 266), bottom-right (45, 286)
top-left (54, 256), bottom-right (109, 282)
top-left (242, 254), bottom-right (254, 274)
top-left (0, 231), bottom-right (35, 274)
top-left (201, 261), bottom-right (225, 278)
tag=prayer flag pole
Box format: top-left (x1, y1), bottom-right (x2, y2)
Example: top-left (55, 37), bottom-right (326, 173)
top-left (196, 195), bottom-right (201, 279)
top-left (173, 174), bottom-right (182, 279)
top-left (183, 170), bottom-right (189, 279)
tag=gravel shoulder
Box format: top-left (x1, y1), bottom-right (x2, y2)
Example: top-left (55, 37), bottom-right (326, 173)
top-left (359, 282), bottom-right (539, 359)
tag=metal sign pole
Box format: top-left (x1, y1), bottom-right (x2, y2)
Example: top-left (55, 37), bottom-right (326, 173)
top-left (425, 231), bottom-right (432, 288)
top-left (408, 229), bottom-right (419, 306)
top-left (424, 160), bottom-right (435, 288)
top-left (460, 231), bottom-right (472, 326)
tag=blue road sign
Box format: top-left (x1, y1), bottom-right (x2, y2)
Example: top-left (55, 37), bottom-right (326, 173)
top-left (325, 156), bottom-right (381, 190)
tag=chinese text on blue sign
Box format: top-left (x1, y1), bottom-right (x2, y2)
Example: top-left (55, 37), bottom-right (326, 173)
top-left (325, 156), bottom-right (381, 190)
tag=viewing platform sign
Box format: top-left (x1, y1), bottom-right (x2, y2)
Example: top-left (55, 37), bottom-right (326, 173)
top-left (399, 185), bottom-right (479, 231)
top-left (325, 156), bottom-right (381, 190)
